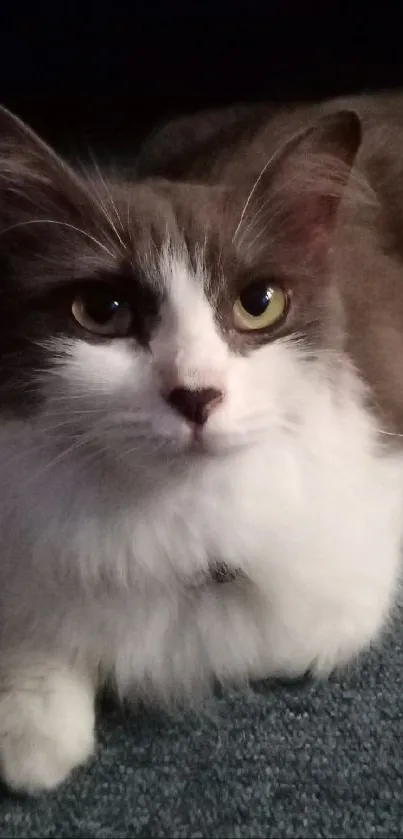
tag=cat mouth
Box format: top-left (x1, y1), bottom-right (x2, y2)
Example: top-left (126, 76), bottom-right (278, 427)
top-left (188, 427), bottom-right (209, 453)
top-left (169, 420), bottom-right (249, 457)
top-left (187, 428), bottom-right (229, 456)
top-left (185, 426), bottom-right (249, 457)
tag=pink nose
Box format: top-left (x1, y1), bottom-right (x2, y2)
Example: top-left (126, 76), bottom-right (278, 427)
top-left (165, 387), bottom-right (224, 426)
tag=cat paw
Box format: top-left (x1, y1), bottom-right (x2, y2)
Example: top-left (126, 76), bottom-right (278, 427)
top-left (0, 663), bottom-right (95, 794)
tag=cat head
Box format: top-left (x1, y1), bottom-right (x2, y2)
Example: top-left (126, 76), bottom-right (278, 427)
top-left (0, 104), bottom-right (366, 475)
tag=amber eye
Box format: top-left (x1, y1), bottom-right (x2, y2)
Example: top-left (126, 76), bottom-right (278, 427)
top-left (71, 288), bottom-right (133, 337)
top-left (233, 280), bottom-right (288, 331)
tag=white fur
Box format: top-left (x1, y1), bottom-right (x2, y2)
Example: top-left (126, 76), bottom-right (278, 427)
top-left (0, 658), bottom-right (95, 793)
top-left (0, 245), bottom-right (402, 792)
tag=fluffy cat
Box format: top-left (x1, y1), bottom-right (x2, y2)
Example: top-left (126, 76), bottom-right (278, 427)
top-left (1, 91), bottom-right (403, 794)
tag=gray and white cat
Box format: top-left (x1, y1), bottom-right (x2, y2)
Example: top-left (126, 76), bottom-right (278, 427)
top-left (1, 91), bottom-right (403, 794)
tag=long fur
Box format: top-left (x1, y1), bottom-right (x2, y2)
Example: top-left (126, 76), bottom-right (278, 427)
top-left (0, 99), bottom-right (403, 793)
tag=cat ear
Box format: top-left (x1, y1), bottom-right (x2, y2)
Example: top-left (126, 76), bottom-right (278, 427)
top-left (0, 105), bottom-right (93, 228)
top-left (235, 109), bottom-right (364, 263)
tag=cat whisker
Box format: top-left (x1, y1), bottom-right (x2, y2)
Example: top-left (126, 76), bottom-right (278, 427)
top-left (374, 428), bottom-right (403, 439)
top-left (117, 437), bottom-right (176, 462)
top-left (86, 154), bottom-right (127, 248)
top-left (24, 414), bottom-right (155, 447)
top-left (0, 218), bottom-right (116, 261)
top-left (236, 171), bottom-right (315, 252)
top-left (126, 196), bottom-right (132, 240)
top-left (237, 162), bottom-right (371, 254)
top-left (31, 416), bottom-right (145, 437)
top-left (232, 143), bottom-right (286, 244)
top-left (42, 408), bottom-right (110, 419)
top-left (234, 147), bottom-right (329, 247)
top-left (15, 432), bottom-right (117, 484)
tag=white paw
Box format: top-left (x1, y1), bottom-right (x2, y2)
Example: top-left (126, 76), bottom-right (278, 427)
top-left (0, 663), bottom-right (95, 794)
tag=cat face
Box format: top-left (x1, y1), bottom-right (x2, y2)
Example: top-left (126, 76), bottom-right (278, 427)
top-left (0, 106), bottom-right (364, 473)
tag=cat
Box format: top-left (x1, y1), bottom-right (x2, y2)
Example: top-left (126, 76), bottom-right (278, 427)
top-left (1, 90), bottom-right (403, 794)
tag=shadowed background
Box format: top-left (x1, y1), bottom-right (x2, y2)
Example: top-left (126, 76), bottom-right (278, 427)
top-left (1, 4), bottom-right (403, 836)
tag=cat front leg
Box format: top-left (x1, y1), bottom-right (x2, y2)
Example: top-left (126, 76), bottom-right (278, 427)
top-left (0, 653), bottom-right (95, 794)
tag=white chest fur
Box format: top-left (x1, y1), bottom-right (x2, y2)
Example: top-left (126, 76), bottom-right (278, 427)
top-left (1, 383), bottom-right (403, 703)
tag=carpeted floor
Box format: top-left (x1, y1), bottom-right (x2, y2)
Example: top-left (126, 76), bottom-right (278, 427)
top-left (1, 619), bottom-right (402, 839)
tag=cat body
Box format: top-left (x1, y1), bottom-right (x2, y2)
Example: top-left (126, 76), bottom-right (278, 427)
top-left (1, 91), bottom-right (403, 792)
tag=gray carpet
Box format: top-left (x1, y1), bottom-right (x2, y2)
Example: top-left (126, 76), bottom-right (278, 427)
top-left (1, 621), bottom-right (403, 839)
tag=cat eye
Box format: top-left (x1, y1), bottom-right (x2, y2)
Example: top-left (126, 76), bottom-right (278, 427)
top-left (233, 280), bottom-right (288, 331)
top-left (71, 289), bottom-right (133, 337)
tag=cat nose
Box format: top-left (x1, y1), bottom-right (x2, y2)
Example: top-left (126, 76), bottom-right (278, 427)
top-left (166, 387), bottom-right (224, 426)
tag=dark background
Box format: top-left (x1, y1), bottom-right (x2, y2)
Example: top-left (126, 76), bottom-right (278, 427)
top-left (1, 4), bottom-right (403, 154)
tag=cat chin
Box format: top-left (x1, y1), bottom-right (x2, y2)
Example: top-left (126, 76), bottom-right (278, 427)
top-left (150, 420), bottom-right (252, 457)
